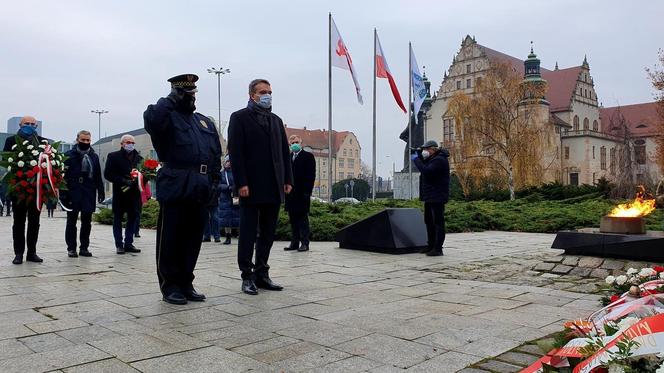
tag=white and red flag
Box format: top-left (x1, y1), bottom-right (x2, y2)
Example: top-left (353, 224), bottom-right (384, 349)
top-left (330, 17), bottom-right (363, 104)
top-left (375, 33), bottom-right (406, 113)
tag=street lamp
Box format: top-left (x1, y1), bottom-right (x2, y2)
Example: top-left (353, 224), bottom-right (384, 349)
top-left (91, 109), bottom-right (108, 153)
top-left (207, 67), bottom-right (231, 133)
top-left (350, 179), bottom-right (355, 199)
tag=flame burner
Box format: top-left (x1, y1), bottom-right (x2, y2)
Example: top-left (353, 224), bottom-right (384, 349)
top-left (599, 216), bottom-right (646, 235)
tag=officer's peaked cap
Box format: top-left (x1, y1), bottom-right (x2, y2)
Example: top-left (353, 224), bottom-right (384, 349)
top-left (168, 74), bottom-right (199, 91)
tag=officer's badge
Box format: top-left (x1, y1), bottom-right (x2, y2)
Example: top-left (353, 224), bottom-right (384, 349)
top-left (200, 120), bottom-right (208, 129)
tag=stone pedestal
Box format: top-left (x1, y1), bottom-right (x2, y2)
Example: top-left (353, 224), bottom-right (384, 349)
top-left (393, 171), bottom-right (419, 200)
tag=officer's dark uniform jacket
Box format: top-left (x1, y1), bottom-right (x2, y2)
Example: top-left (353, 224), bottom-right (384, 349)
top-left (414, 149), bottom-right (451, 203)
top-left (143, 98), bottom-right (222, 203)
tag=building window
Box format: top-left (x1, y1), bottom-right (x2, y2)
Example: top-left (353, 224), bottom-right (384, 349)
top-left (466, 64), bottom-right (471, 74)
top-left (573, 116), bottom-right (579, 131)
top-left (466, 79), bottom-right (471, 88)
top-left (456, 81), bottom-right (461, 90)
top-left (347, 172), bottom-right (354, 178)
top-left (583, 118), bottom-right (589, 130)
top-left (443, 118), bottom-right (455, 143)
top-left (564, 146), bottom-right (570, 160)
top-left (339, 172), bottom-right (344, 179)
top-left (349, 138), bottom-right (353, 144)
top-left (600, 146), bottom-right (606, 170)
top-left (635, 144), bottom-right (646, 165)
top-left (609, 147), bottom-right (616, 175)
top-left (343, 149), bottom-right (347, 156)
top-left (592, 146), bottom-right (595, 159)
top-left (338, 158), bottom-right (344, 168)
top-left (555, 126), bottom-right (560, 134)
top-left (355, 149), bottom-right (358, 157)
top-left (348, 159), bottom-right (355, 169)
top-left (570, 173), bottom-right (579, 186)
top-left (593, 120), bottom-right (598, 131)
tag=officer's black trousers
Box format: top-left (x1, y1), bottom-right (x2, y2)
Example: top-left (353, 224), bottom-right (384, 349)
top-left (288, 210), bottom-right (310, 247)
top-left (424, 202), bottom-right (446, 253)
top-left (156, 201), bottom-right (206, 295)
top-left (238, 203), bottom-right (280, 280)
top-left (65, 210), bottom-right (93, 252)
top-left (12, 199), bottom-right (41, 256)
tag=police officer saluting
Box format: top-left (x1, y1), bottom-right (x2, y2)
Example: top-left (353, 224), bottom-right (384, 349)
top-left (144, 74), bottom-right (222, 305)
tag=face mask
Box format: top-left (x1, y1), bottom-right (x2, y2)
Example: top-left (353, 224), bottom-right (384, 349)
top-left (19, 125), bottom-right (36, 137)
top-left (257, 94), bottom-right (272, 109)
top-left (176, 94), bottom-right (196, 113)
top-left (290, 143), bottom-right (301, 153)
top-left (123, 144), bottom-right (135, 152)
top-left (78, 142), bottom-right (91, 151)
top-left (421, 150), bottom-right (431, 159)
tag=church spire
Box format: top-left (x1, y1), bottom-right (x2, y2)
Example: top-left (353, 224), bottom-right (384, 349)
top-left (524, 42), bottom-right (542, 81)
top-left (582, 54), bottom-right (589, 68)
top-left (554, 61), bottom-right (559, 71)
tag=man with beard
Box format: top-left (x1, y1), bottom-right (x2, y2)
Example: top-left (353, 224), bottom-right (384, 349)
top-left (228, 79), bottom-right (293, 295)
top-left (144, 74), bottom-right (222, 305)
top-left (62, 130), bottom-right (105, 257)
top-left (3, 116), bottom-right (47, 264)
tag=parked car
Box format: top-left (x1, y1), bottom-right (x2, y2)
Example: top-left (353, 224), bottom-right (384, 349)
top-left (333, 197), bottom-right (361, 204)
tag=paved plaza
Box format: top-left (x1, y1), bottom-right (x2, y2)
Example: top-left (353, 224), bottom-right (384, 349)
top-left (0, 212), bottom-right (603, 372)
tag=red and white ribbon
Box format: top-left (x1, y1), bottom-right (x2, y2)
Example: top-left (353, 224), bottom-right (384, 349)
top-left (131, 169), bottom-right (144, 193)
top-left (35, 145), bottom-right (58, 211)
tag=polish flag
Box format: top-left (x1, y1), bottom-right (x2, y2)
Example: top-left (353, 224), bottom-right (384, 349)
top-left (331, 17), bottom-right (363, 104)
top-left (375, 33), bottom-right (406, 113)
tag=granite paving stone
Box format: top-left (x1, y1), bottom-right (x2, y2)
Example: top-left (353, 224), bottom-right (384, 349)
top-left (335, 333), bottom-right (441, 368)
top-left (130, 346), bottom-right (268, 373)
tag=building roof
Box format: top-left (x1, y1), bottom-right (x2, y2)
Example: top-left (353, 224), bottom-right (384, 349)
top-left (478, 45), bottom-right (582, 112)
top-left (284, 126), bottom-right (358, 154)
top-left (93, 128), bottom-right (148, 146)
top-left (600, 102), bottom-right (661, 137)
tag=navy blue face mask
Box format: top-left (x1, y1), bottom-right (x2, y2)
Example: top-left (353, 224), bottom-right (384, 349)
top-left (19, 125), bottom-right (36, 137)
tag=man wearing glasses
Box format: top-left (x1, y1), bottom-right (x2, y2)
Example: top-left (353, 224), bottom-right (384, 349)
top-left (228, 79), bottom-right (293, 295)
top-left (3, 116), bottom-right (46, 264)
top-left (103, 134), bottom-right (142, 255)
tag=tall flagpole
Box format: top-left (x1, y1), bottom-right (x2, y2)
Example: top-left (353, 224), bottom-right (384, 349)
top-left (408, 42), bottom-right (413, 200)
top-left (327, 13), bottom-right (333, 202)
top-left (371, 29), bottom-right (377, 201)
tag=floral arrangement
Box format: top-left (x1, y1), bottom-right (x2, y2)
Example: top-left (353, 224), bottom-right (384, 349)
top-left (0, 137), bottom-right (67, 208)
top-left (121, 158), bottom-right (160, 193)
top-left (603, 266), bottom-right (664, 305)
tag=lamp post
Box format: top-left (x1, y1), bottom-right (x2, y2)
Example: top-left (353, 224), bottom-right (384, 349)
top-left (207, 67), bottom-right (231, 133)
top-left (91, 109), bottom-right (108, 153)
top-left (349, 179), bottom-right (355, 199)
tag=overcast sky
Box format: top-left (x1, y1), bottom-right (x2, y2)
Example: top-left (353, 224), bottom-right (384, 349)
top-left (1, 0), bottom-right (661, 178)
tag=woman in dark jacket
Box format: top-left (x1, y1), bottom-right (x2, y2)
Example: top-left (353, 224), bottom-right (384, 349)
top-left (217, 157), bottom-right (240, 244)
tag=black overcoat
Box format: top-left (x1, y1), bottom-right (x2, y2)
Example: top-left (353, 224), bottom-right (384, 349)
top-left (284, 150), bottom-right (316, 215)
top-left (62, 148), bottom-right (104, 213)
top-left (103, 149), bottom-right (142, 208)
top-left (227, 107), bottom-right (293, 204)
top-left (413, 149), bottom-right (450, 203)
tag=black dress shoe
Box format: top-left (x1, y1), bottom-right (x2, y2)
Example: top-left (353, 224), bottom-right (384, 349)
top-left (68, 250), bottom-right (78, 258)
top-left (163, 292), bottom-right (188, 305)
top-left (184, 289), bottom-right (206, 302)
top-left (202, 237), bottom-right (211, 242)
top-left (419, 246), bottom-right (432, 254)
top-left (134, 233), bottom-right (141, 238)
top-left (284, 244), bottom-right (298, 251)
top-left (79, 249), bottom-right (92, 257)
top-left (26, 254), bottom-right (43, 263)
top-left (254, 276), bottom-right (283, 291)
top-left (124, 244), bottom-right (141, 253)
top-left (12, 255), bottom-right (22, 265)
top-left (223, 236), bottom-right (231, 245)
top-left (214, 237), bottom-right (221, 243)
top-left (297, 243), bottom-right (309, 252)
top-left (426, 250), bottom-right (444, 257)
top-left (241, 279), bottom-right (258, 295)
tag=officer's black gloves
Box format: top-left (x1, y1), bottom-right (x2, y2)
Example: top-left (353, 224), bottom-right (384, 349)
top-left (167, 88), bottom-right (185, 104)
top-left (122, 177), bottom-right (135, 187)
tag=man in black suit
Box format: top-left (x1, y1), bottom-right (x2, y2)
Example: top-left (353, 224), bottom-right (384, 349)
top-left (62, 130), bottom-right (105, 257)
top-left (284, 135), bottom-right (316, 252)
top-left (228, 78), bottom-right (293, 295)
top-left (3, 116), bottom-right (46, 264)
top-left (103, 134), bottom-right (142, 255)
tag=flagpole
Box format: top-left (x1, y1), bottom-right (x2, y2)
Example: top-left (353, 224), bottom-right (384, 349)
top-left (327, 13), bottom-right (333, 202)
top-left (408, 42), bottom-right (413, 200)
top-left (372, 28), bottom-right (377, 201)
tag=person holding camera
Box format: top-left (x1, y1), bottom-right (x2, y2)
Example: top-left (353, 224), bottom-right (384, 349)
top-left (411, 140), bottom-right (450, 256)
top-left (144, 74), bottom-right (222, 305)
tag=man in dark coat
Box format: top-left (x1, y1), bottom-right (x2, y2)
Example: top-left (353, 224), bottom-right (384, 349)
top-left (228, 78), bottom-right (293, 295)
top-left (412, 140), bottom-right (450, 256)
top-left (62, 130), bottom-right (104, 257)
top-left (284, 134), bottom-right (316, 252)
top-left (144, 73), bottom-right (222, 305)
top-left (104, 134), bottom-right (142, 255)
top-left (218, 156), bottom-right (240, 245)
top-left (3, 116), bottom-right (47, 264)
